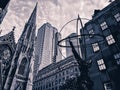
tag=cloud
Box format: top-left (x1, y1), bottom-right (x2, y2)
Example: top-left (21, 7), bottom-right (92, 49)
top-left (0, 0), bottom-right (109, 42)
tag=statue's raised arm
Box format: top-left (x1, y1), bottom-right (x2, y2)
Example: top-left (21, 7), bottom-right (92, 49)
top-left (69, 39), bottom-right (82, 66)
top-left (69, 39), bottom-right (93, 90)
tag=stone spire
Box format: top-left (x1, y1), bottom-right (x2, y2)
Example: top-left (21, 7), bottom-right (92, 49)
top-left (27, 2), bottom-right (37, 25)
top-left (19, 2), bottom-right (37, 41)
top-left (4, 3), bottom-right (37, 90)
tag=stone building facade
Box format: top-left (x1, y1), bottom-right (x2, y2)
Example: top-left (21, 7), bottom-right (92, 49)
top-left (33, 55), bottom-right (80, 90)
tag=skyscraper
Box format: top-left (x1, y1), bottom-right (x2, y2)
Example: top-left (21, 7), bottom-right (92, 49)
top-left (33, 23), bottom-right (62, 77)
top-left (4, 3), bottom-right (37, 90)
top-left (0, 0), bottom-right (10, 24)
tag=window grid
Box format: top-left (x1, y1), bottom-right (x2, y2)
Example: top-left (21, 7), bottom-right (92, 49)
top-left (114, 13), bottom-right (120, 22)
top-left (97, 59), bottom-right (106, 71)
top-left (100, 22), bottom-right (108, 30)
top-left (104, 82), bottom-right (113, 90)
top-left (106, 35), bottom-right (115, 45)
top-left (89, 29), bottom-right (94, 37)
top-left (114, 53), bottom-right (120, 65)
top-left (92, 43), bottom-right (100, 52)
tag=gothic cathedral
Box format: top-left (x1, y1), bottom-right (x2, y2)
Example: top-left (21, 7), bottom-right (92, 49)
top-left (2, 3), bottom-right (37, 90)
top-left (0, 28), bottom-right (16, 90)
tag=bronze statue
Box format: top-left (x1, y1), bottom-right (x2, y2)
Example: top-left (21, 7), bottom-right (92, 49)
top-left (69, 39), bottom-right (93, 90)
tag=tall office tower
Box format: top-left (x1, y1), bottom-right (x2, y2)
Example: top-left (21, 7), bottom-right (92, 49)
top-left (80, 0), bottom-right (120, 90)
top-left (0, 0), bottom-right (10, 24)
top-left (4, 3), bottom-right (37, 90)
top-left (65, 33), bottom-right (79, 57)
top-left (33, 23), bottom-right (62, 77)
top-left (53, 32), bottom-right (62, 63)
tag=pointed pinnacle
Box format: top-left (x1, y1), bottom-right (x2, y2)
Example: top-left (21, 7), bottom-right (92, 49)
top-left (78, 14), bottom-right (80, 20)
top-left (12, 26), bottom-right (16, 31)
top-left (27, 3), bottom-right (37, 24)
top-left (34, 2), bottom-right (38, 9)
top-left (36, 2), bottom-right (38, 6)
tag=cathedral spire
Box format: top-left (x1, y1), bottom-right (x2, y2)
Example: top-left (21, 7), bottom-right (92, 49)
top-left (4, 3), bottom-right (37, 90)
top-left (19, 3), bottom-right (37, 41)
top-left (27, 2), bottom-right (37, 25)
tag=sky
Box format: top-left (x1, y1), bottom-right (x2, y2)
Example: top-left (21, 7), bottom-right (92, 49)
top-left (0, 0), bottom-right (110, 42)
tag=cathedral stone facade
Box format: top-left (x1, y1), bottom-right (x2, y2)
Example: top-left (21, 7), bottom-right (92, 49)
top-left (0, 29), bottom-right (16, 90)
top-left (0, 3), bottom-right (37, 90)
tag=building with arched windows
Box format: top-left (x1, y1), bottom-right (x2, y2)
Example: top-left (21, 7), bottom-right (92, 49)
top-left (0, 29), bottom-right (16, 90)
top-left (3, 3), bottom-right (37, 90)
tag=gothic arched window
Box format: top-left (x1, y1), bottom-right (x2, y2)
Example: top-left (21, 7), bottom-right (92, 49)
top-left (18, 58), bottom-right (27, 75)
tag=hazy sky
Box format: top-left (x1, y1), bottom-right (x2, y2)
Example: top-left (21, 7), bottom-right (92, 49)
top-left (0, 0), bottom-right (109, 42)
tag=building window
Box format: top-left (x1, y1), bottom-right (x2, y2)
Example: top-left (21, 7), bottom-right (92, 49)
top-left (97, 59), bottom-right (106, 71)
top-left (100, 22), bottom-right (108, 30)
top-left (92, 43), bottom-right (100, 52)
top-left (104, 82), bottom-right (113, 90)
top-left (106, 35), bottom-right (115, 45)
top-left (114, 53), bottom-right (120, 65)
top-left (75, 67), bottom-right (78, 72)
top-left (62, 71), bottom-right (64, 75)
top-left (66, 70), bottom-right (69, 74)
top-left (114, 13), bottom-right (120, 22)
top-left (0, 8), bottom-right (2, 14)
top-left (89, 29), bottom-right (94, 37)
top-left (18, 58), bottom-right (28, 75)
